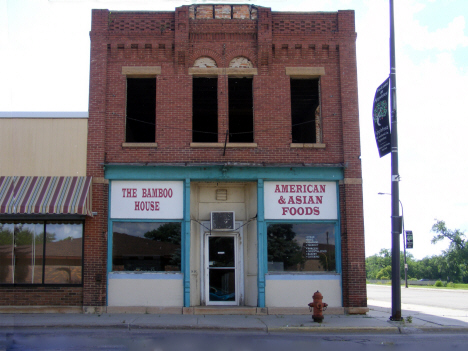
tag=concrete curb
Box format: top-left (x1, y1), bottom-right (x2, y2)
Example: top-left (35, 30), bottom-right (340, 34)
top-left (267, 327), bottom-right (400, 334)
top-left (7, 322), bottom-right (468, 334)
top-left (267, 326), bottom-right (468, 334)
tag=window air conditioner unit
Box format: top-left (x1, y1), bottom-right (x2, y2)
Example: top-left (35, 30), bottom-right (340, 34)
top-left (211, 211), bottom-right (235, 231)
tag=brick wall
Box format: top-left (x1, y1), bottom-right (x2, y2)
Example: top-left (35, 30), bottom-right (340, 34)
top-left (85, 5), bottom-right (366, 308)
top-left (0, 287), bottom-right (83, 306)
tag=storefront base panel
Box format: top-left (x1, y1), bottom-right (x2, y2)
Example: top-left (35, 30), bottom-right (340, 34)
top-left (0, 306), bottom-right (83, 314)
top-left (0, 287), bottom-right (83, 307)
top-left (265, 275), bottom-right (341, 308)
top-left (106, 306), bottom-right (183, 314)
top-left (107, 273), bottom-right (183, 307)
top-left (267, 307), bottom-right (345, 315)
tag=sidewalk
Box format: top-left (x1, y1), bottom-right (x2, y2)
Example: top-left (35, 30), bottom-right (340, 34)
top-left (1, 304), bottom-right (467, 334)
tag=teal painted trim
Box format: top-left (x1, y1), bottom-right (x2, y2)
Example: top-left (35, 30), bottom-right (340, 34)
top-left (109, 218), bottom-right (182, 223)
top-left (265, 274), bottom-right (341, 281)
top-left (335, 182), bottom-right (343, 306)
top-left (265, 220), bottom-right (338, 224)
top-left (183, 178), bottom-right (191, 307)
top-left (257, 179), bottom-right (265, 308)
top-left (335, 182), bottom-right (342, 275)
top-left (105, 165), bottom-right (343, 181)
top-left (106, 182), bottom-right (112, 306)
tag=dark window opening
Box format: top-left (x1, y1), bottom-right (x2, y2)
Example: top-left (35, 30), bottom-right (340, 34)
top-left (126, 78), bottom-right (156, 143)
top-left (291, 79), bottom-right (319, 143)
top-left (228, 78), bottom-right (254, 143)
top-left (192, 78), bottom-right (218, 142)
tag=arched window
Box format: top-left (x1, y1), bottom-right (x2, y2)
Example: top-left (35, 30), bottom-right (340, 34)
top-left (193, 57), bottom-right (217, 68)
top-left (229, 57), bottom-right (253, 68)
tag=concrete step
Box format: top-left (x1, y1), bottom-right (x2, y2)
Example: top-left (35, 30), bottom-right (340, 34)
top-left (191, 306), bottom-right (260, 315)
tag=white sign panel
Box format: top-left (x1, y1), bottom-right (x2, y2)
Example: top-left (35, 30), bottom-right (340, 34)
top-left (264, 181), bottom-right (337, 220)
top-left (111, 181), bottom-right (183, 219)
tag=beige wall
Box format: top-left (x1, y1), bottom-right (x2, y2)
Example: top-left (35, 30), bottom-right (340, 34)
top-left (108, 274), bottom-right (184, 307)
top-left (265, 277), bottom-right (342, 307)
top-left (189, 182), bottom-right (257, 307)
top-left (0, 118), bottom-right (87, 176)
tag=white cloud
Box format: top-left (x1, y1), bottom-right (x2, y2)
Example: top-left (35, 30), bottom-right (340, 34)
top-left (395, 1), bottom-right (468, 51)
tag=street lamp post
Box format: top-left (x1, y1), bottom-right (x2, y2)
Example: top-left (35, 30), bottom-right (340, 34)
top-left (379, 192), bottom-right (408, 289)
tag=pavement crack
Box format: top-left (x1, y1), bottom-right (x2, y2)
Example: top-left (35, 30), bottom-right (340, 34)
top-left (413, 317), bottom-right (445, 326)
top-left (256, 317), bottom-right (268, 327)
top-left (128, 315), bottom-right (143, 330)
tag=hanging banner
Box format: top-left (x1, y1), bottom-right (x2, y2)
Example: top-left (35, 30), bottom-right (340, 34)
top-left (373, 78), bottom-right (391, 157)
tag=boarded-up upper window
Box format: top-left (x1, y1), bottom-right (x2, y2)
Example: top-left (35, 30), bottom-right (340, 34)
top-left (229, 57), bottom-right (253, 69)
top-left (193, 57), bottom-right (218, 68)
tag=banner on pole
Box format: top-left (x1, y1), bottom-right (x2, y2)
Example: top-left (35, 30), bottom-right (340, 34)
top-left (373, 78), bottom-right (391, 157)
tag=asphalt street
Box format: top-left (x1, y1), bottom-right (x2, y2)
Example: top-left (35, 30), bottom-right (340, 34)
top-left (367, 284), bottom-right (468, 310)
top-left (4, 329), bottom-right (468, 351)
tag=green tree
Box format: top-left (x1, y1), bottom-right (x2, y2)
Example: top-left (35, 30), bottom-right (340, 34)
top-left (365, 249), bottom-right (391, 279)
top-left (144, 223), bottom-right (181, 266)
top-left (0, 224), bottom-right (14, 245)
top-left (144, 222), bottom-right (181, 245)
top-left (376, 265), bottom-right (392, 280)
top-left (431, 220), bottom-right (468, 283)
top-left (267, 224), bottom-right (303, 269)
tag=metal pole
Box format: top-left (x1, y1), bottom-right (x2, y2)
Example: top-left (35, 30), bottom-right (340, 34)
top-left (378, 193), bottom-right (407, 289)
top-left (402, 206), bottom-right (407, 289)
top-left (389, 0), bottom-right (402, 321)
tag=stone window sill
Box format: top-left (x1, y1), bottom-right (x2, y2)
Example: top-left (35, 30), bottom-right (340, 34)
top-left (190, 142), bottom-right (257, 148)
top-left (290, 143), bottom-right (326, 149)
top-left (122, 142), bottom-right (158, 148)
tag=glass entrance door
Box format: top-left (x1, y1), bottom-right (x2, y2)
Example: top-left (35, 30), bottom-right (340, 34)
top-left (205, 235), bottom-right (237, 305)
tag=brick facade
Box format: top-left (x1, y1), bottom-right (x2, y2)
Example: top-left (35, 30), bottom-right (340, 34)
top-left (83, 4), bottom-right (366, 308)
top-left (0, 287), bottom-right (83, 306)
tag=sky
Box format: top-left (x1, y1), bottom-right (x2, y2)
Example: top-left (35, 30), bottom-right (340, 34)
top-left (1, 0), bottom-right (467, 260)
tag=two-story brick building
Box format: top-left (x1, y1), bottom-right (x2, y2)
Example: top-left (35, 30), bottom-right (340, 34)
top-left (1, 4), bottom-right (366, 314)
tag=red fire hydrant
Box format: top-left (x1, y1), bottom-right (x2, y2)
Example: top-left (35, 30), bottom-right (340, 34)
top-left (308, 290), bottom-right (328, 322)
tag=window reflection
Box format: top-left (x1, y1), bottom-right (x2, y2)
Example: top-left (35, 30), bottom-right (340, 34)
top-left (113, 222), bottom-right (181, 272)
top-left (44, 222), bottom-right (83, 284)
top-left (0, 223), bottom-right (14, 284)
top-left (267, 223), bottom-right (335, 272)
top-left (14, 223), bottom-right (44, 284)
top-left (0, 221), bottom-right (83, 285)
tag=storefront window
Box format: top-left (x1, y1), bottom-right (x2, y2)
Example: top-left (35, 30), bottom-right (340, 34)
top-left (0, 221), bottom-right (83, 285)
top-left (44, 222), bottom-right (83, 284)
top-left (0, 223), bottom-right (14, 284)
top-left (112, 222), bottom-right (181, 272)
top-left (267, 223), bottom-right (335, 272)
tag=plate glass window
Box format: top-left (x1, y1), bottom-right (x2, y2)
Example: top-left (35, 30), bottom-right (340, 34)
top-left (267, 223), bottom-right (335, 272)
top-left (0, 221), bottom-right (83, 285)
top-left (112, 222), bottom-right (181, 272)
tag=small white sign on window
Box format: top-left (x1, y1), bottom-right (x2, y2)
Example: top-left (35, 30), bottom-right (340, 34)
top-left (110, 181), bottom-right (183, 219)
top-left (264, 181), bottom-right (337, 220)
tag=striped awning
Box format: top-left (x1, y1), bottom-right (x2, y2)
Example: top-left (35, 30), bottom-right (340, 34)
top-left (0, 176), bottom-right (93, 216)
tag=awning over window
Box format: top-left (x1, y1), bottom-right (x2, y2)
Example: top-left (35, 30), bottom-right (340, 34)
top-left (0, 176), bottom-right (93, 216)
